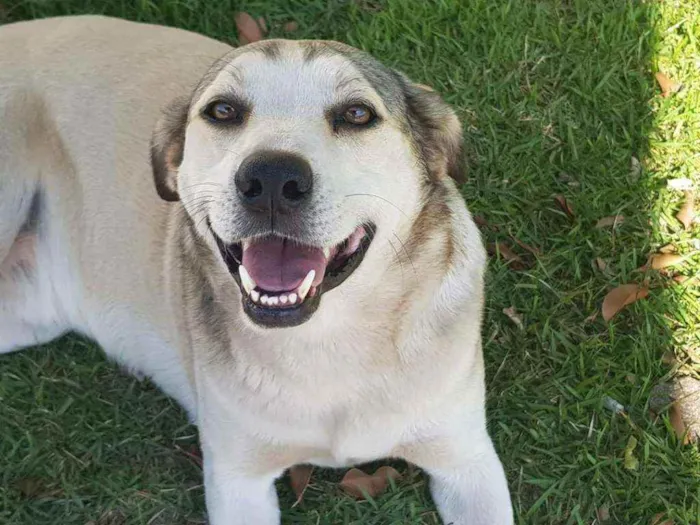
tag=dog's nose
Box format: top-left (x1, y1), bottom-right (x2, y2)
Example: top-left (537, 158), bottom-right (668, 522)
top-left (234, 151), bottom-right (313, 213)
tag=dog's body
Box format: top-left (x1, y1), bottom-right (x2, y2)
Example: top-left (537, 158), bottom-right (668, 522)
top-left (0, 15), bottom-right (513, 524)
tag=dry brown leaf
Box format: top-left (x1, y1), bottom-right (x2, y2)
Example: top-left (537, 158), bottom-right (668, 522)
top-left (487, 242), bottom-right (527, 270)
top-left (503, 306), bottom-right (524, 330)
top-left (289, 465), bottom-right (313, 507)
top-left (596, 504), bottom-right (610, 522)
top-left (283, 21), bottom-right (299, 32)
top-left (235, 12), bottom-right (264, 44)
top-left (651, 514), bottom-right (674, 525)
top-left (594, 257), bottom-right (608, 272)
top-left (601, 284), bottom-right (649, 321)
top-left (659, 244), bottom-right (677, 254)
top-left (670, 403), bottom-right (690, 445)
top-left (13, 477), bottom-right (63, 499)
top-left (661, 351), bottom-right (677, 365)
top-left (595, 215), bottom-right (625, 228)
top-left (511, 236), bottom-right (541, 255)
top-left (473, 215), bottom-right (489, 229)
top-left (554, 194), bottom-right (575, 219)
top-left (656, 72), bottom-right (681, 97)
top-left (673, 275), bottom-right (698, 285)
top-left (648, 253), bottom-right (685, 270)
top-left (339, 466), bottom-right (401, 500)
top-left (256, 16), bottom-right (268, 34)
top-left (676, 191), bottom-right (695, 230)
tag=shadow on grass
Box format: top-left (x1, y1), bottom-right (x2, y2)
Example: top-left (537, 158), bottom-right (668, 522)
top-left (1, 1), bottom-right (697, 524)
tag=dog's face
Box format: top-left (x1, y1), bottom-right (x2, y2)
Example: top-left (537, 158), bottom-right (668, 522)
top-left (151, 40), bottom-right (464, 329)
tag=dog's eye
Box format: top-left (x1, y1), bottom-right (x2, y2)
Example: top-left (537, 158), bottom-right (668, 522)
top-left (343, 105), bottom-right (375, 126)
top-left (203, 101), bottom-right (242, 123)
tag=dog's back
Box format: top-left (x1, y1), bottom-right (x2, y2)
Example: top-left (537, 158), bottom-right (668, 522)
top-left (0, 16), bottom-right (229, 355)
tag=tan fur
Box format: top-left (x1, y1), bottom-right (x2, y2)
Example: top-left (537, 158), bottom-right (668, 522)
top-left (0, 16), bottom-right (513, 525)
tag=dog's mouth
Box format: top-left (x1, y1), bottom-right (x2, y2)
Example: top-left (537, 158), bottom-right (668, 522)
top-left (211, 224), bottom-right (375, 328)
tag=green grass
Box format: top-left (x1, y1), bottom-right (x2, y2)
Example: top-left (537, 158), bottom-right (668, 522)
top-left (1, 0), bottom-right (699, 523)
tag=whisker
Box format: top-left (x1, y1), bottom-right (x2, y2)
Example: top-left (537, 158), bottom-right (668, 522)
top-left (344, 193), bottom-right (410, 220)
top-left (392, 232), bottom-right (417, 276)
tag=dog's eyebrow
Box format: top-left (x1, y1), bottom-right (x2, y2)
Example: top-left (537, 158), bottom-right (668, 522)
top-left (335, 76), bottom-right (365, 93)
top-left (192, 58), bottom-right (245, 104)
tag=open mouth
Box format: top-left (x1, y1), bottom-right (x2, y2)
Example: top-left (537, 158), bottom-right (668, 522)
top-left (211, 224), bottom-right (375, 328)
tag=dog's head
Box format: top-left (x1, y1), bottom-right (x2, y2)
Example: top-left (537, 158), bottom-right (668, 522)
top-left (151, 40), bottom-right (464, 329)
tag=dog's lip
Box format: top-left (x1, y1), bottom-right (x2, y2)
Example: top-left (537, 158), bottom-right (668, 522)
top-left (208, 222), bottom-right (375, 328)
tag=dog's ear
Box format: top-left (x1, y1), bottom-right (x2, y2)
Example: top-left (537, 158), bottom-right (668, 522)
top-left (150, 97), bottom-right (190, 202)
top-left (398, 75), bottom-right (466, 185)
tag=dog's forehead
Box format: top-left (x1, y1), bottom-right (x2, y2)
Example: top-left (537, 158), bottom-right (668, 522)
top-left (195, 40), bottom-right (405, 116)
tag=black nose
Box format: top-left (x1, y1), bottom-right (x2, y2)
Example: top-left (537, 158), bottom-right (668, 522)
top-left (234, 150), bottom-right (313, 213)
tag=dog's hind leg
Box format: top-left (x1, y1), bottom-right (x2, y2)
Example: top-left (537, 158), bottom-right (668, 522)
top-left (0, 92), bottom-right (62, 354)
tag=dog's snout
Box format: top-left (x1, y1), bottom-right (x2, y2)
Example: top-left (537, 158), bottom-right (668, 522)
top-left (235, 151), bottom-right (313, 213)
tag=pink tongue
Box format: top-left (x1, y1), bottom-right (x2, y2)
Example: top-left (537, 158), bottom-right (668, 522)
top-left (242, 238), bottom-right (327, 292)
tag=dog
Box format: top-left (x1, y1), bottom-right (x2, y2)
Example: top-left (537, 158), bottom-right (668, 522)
top-left (0, 15), bottom-right (513, 524)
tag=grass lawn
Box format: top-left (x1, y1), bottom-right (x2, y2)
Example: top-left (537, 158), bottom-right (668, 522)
top-left (1, 0), bottom-right (699, 523)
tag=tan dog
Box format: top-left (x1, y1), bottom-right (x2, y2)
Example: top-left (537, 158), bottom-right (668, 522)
top-left (0, 15), bottom-right (513, 524)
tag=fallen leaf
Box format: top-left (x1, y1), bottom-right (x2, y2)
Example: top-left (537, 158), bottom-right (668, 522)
top-left (256, 16), bottom-right (268, 34)
top-left (289, 465), bottom-right (314, 507)
top-left (647, 253), bottom-right (686, 270)
top-left (339, 466), bottom-right (401, 500)
top-left (595, 215), bottom-right (625, 228)
top-left (473, 215), bottom-right (490, 229)
top-left (661, 351), bottom-right (677, 365)
top-left (235, 12), bottom-right (264, 44)
top-left (670, 404), bottom-right (690, 445)
top-left (487, 242), bottom-right (527, 270)
top-left (651, 514), bottom-right (674, 525)
top-left (601, 284), bottom-right (649, 321)
top-left (659, 244), bottom-right (676, 254)
top-left (673, 275), bottom-right (697, 285)
top-left (554, 194), bottom-right (575, 219)
top-left (593, 257), bottom-right (608, 272)
top-left (676, 191), bottom-right (695, 230)
top-left (13, 477), bottom-right (62, 499)
top-left (283, 21), bottom-right (299, 32)
top-left (623, 435), bottom-right (639, 470)
top-left (596, 504), bottom-right (610, 522)
top-left (511, 236), bottom-right (541, 255)
top-left (656, 72), bottom-right (681, 97)
top-left (629, 156), bottom-right (642, 181)
top-left (503, 306), bottom-right (524, 330)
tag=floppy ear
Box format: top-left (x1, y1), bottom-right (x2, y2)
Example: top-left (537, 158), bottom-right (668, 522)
top-left (398, 75), bottom-right (466, 185)
top-left (150, 97), bottom-right (190, 202)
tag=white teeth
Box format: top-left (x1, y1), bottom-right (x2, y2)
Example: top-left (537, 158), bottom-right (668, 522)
top-left (239, 265), bottom-right (256, 295)
top-left (323, 247), bottom-right (330, 259)
top-left (289, 293), bottom-right (298, 304)
top-left (280, 294), bottom-right (288, 304)
top-left (269, 296), bottom-right (279, 306)
top-left (261, 295), bottom-right (269, 305)
top-left (298, 270), bottom-right (315, 302)
top-left (250, 290), bottom-right (260, 302)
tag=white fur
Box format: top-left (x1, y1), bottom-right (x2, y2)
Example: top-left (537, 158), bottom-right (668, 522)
top-left (0, 15), bottom-right (513, 524)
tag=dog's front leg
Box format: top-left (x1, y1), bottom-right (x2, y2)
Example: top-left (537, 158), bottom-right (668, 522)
top-left (200, 435), bottom-right (283, 525)
top-left (398, 425), bottom-right (513, 525)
